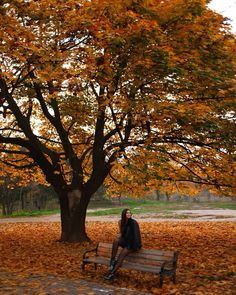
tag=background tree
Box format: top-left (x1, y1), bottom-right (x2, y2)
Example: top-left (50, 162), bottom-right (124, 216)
top-left (0, 0), bottom-right (235, 242)
top-left (0, 175), bottom-right (16, 216)
top-left (0, 150), bottom-right (45, 214)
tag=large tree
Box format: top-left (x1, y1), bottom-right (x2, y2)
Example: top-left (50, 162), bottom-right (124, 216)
top-left (0, 0), bottom-right (235, 242)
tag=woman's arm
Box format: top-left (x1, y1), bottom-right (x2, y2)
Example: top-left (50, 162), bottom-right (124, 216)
top-left (131, 219), bottom-right (142, 250)
top-left (117, 220), bottom-right (122, 238)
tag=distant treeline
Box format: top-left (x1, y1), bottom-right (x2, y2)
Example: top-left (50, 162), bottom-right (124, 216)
top-left (1, 184), bottom-right (235, 216)
top-left (0, 183), bottom-right (106, 216)
top-left (0, 184), bottom-right (58, 215)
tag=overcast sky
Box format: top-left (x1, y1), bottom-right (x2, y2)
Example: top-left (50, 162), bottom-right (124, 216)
top-left (208, 0), bottom-right (236, 32)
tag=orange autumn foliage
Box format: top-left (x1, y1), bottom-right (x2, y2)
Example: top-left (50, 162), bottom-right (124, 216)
top-left (0, 221), bottom-right (236, 294)
top-left (0, 0), bottom-right (235, 194)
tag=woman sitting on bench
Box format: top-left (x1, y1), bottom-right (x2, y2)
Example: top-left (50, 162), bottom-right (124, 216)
top-left (104, 208), bottom-right (142, 280)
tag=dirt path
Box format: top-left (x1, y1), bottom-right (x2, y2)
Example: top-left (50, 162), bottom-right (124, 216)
top-left (1, 209), bottom-right (236, 223)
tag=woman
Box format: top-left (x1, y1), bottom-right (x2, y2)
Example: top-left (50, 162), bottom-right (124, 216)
top-left (104, 208), bottom-right (142, 280)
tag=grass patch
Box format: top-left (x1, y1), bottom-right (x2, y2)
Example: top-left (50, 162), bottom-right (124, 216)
top-left (87, 207), bottom-right (157, 216)
top-left (87, 199), bottom-right (236, 216)
top-left (87, 208), bottom-right (123, 216)
top-left (87, 203), bottom-right (189, 216)
top-left (121, 199), bottom-right (159, 206)
top-left (121, 199), bottom-right (207, 210)
top-left (122, 199), bottom-right (236, 210)
top-left (121, 199), bottom-right (181, 211)
top-left (1, 209), bottom-right (60, 218)
top-left (88, 199), bottom-right (114, 208)
top-left (209, 203), bottom-right (236, 210)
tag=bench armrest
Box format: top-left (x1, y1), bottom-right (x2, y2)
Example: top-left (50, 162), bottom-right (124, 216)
top-left (160, 261), bottom-right (166, 272)
top-left (173, 251), bottom-right (179, 268)
top-left (82, 244), bottom-right (98, 260)
top-left (160, 251), bottom-right (179, 271)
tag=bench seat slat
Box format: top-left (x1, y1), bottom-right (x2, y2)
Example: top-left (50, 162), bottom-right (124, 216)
top-left (97, 249), bottom-right (174, 262)
top-left (122, 262), bottom-right (162, 274)
top-left (84, 256), bottom-right (174, 269)
top-left (116, 256), bottom-right (172, 267)
top-left (84, 257), bottom-right (164, 274)
top-left (83, 257), bottom-right (110, 266)
top-left (95, 254), bottom-right (173, 267)
top-left (98, 243), bottom-right (174, 257)
top-left (96, 250), bottom-right (111, 258)
top-left (123, 253), bottom-right (173, 261)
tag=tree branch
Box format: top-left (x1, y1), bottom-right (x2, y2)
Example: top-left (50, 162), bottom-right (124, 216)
top-left (109, 170), bottom-right (122, 184)
top-left (0, 159), bottom-right (37, 170)
top-left (0, 148), bottom-right (30, 156)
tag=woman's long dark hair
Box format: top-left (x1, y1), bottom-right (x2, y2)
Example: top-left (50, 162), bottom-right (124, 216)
top-left (120, 208), bottom-right (130, 233)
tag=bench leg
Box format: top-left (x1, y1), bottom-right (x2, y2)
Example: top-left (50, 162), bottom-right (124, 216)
top-left (159, 273), bottom-right (164, 288)
top-left (81, 262), bottom-right (86, 271)
top-left (172, 271), bottom-right (176, 284)
top-left (94, 263), bottom-right (97, 270)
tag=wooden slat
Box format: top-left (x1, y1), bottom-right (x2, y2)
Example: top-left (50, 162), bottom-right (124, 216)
top-left (130, 248), bottom-right (174, 257)
top-left (98, 245), bottom-right (173, 258)
top-left (96, 249), bottom-right (172, 263)
top-left (94, 254), bottom-right (172, 268)
top-left (122, 256), bottom-right (168, 267)
top-left (98, 243), bottom-right (174, 257)
top-left (97, 244), bottom-right (174, 265)
top-left (97, 250), bottom-right (111, 258)
top-left (124, 252), bottom-right (173, 261)
top-left (97, 249), bottom-right (111, 254)
top-left (127, 260), bottom-right (163, 268)
top-left (94, 253), bottom-right (172, 267)
top-left (84, 257), bottom-right (174, 274)
top-left (85, 257), bottom-right (162, 274)
top-left (84, 256), bottom-right (110, 266)
top-left (122, 261), bottom-right (162, 274)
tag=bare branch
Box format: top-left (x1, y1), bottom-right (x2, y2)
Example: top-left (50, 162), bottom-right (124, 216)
top-left (80, 146), bottom-right (93, 163)
top-left (109, 170), bottom-right (122, 184)
top-left (90, 82), bottom-right (99, 98)
top-left (0, 148), bottom-right (30, 156)
top-left (0, 159), bottom-right (37, 170)
top-left (0, 127), bottom-right (24, 133)
top-left (108, 104), bottom-right (123, 141)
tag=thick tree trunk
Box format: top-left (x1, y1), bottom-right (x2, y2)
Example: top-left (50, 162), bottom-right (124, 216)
top-left (58, 189), bottom-right (91, 242)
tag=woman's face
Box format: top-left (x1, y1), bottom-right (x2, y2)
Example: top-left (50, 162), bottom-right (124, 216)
top-left (126, 210), bottom-right (132, 219)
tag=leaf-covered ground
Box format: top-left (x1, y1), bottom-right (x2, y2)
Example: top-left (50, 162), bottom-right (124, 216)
top-left (0, 221), bottom-right (235, 294)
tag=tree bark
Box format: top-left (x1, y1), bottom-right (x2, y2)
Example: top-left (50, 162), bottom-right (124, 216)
top-left (58, 188), bottom-right (91, 242)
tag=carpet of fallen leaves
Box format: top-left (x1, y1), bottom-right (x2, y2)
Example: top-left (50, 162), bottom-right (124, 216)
top-left (0, 221), bottom-right (236, 295)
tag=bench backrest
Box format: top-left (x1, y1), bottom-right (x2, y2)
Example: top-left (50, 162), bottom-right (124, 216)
top-left (97, 242), bottom-right (177, 268)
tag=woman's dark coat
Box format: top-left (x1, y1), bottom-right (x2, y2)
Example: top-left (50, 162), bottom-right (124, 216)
top-left (121, 218), bottom-right (142, 251)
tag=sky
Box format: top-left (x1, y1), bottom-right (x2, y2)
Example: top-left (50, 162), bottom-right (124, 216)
top-left (208, 0), bottom-right (236, 32)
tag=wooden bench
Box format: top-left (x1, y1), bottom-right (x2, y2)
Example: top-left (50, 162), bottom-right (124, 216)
top-left (82, 242), bottom-right (179, 287)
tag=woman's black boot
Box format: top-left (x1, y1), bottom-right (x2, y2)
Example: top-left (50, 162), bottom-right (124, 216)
top-left (109, 259), bottom-right (117, 271)
top-left (103, 259), bottom-right (117, 278)
top-left (104, 270), bottom-right (115, 280)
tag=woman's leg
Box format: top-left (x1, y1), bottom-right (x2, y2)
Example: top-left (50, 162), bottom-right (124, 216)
top-left (112, 248), bottom-right (131, 273)
top-left (111, 239), bottom-right (120, 261)
top-left (104, 248), bottom-right (132, 280)
top-left (104, 239), bottom-right (120, 275)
